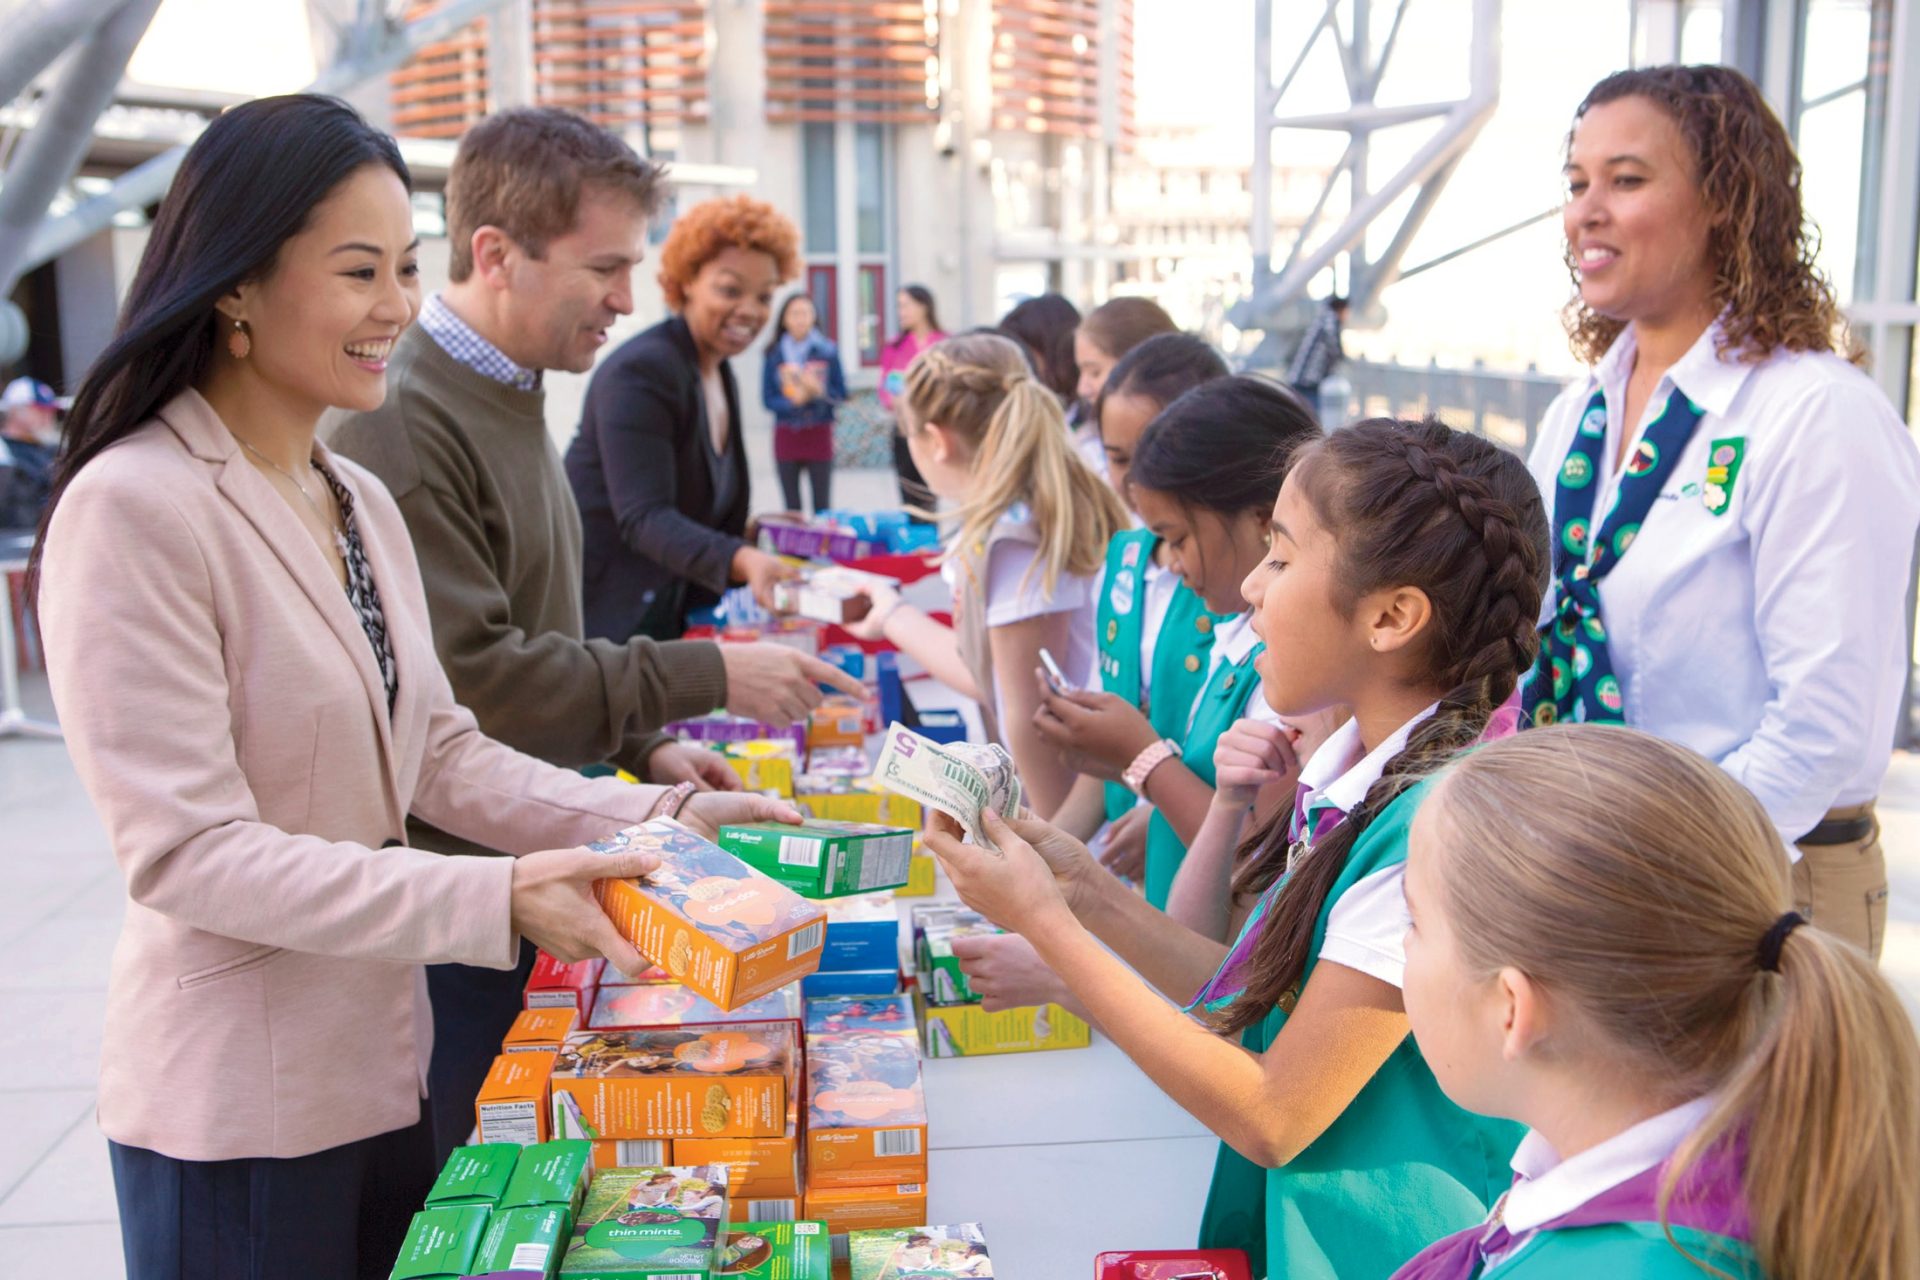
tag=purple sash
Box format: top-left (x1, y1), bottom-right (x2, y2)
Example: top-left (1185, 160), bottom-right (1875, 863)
top-left (1390, 1140), bottom-right (1751, 1279)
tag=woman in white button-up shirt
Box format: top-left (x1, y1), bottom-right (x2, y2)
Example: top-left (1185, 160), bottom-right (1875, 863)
top-left (1525, 64), bottom-right (1920, 957)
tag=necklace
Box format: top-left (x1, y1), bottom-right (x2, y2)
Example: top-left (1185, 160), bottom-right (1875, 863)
top-left (236, 435), bottom-right (348, 553)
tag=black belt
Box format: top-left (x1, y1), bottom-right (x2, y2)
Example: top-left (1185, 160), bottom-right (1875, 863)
top-left (1800, 811), bottom-right (1876, 846)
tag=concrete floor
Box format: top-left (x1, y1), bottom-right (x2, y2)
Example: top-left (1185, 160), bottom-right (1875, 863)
top-left (4, 462), bottom-right (1919, 1272)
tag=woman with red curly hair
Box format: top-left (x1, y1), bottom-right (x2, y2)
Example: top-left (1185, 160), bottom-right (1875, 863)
top-left (567, 194), bottom-right (801, 638)
top-left (1524, 65), bottom-right (1920, 957)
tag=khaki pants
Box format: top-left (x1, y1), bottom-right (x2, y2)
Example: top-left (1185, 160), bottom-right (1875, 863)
top-left (1792, 802), bottom-right (1888, 959)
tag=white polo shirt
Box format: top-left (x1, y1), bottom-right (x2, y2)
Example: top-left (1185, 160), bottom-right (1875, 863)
top-left (1528, 321), bottom-right (1920, 842)
top-left (1294, 706), bottom-right (1436, 989)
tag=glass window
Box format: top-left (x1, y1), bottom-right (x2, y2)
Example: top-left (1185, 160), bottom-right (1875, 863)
top-left (807, 265), bottom-right (838, 340)
top-left (1678, 0), bottom-right (1722, 63)
top-left (856, 263), bottom-right (887, 367)
top-left (856, 123), bottom-right (888, 254)
top-left (804, 122), bottom-right (837, 255)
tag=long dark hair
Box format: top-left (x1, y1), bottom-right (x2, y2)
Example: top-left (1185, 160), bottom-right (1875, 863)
top-left (897, 283), bottom-right (941, 337)
top-left (1128, 376), bottom-right (1319, 517)
top-left (1214, 417), bottom-right (1550, 1035)
top-left (26, 94), bottom-right (410, 599)
top-left (997, 292), bottom-right (1081, 405)
top-left (1093, 331), bottom-right (1230, 435)
top-left (765, 290), bottom-right (821, 353)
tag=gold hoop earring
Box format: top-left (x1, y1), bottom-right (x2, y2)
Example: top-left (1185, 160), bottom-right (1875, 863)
top-left (227, 319), bottom-right (252, 361)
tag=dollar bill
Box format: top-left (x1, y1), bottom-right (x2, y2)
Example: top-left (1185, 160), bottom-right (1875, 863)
top-left (874, 722), bottom-right (1023, 850)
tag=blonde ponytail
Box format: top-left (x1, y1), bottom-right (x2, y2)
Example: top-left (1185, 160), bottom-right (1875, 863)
top-left (1429, 724), bottom-right (1920, 1280)
top-left (900, 333), bottom-right (1126, 594)
top-left (1677, 923), bottom-right (1920, 1279)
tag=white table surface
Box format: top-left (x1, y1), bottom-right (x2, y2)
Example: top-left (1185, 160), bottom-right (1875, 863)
top-left (845, 576), bottom-right (1219, 1272)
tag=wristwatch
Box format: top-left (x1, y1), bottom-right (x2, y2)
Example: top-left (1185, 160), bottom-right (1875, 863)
top-left (1123, 738), bottom-right (1183, 796)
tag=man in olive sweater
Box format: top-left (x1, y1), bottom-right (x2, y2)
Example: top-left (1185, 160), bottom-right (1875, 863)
top-left (325, 109), bottom-right (859, 1160)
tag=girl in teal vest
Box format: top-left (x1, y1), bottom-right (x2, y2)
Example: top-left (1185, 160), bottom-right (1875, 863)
top-left (1393, 724), bottom-right (1919, 1280)
top-left (1040, 377), bottom-right (1320, 909)
top-left (927, 419), bottom-right (1549, 1279)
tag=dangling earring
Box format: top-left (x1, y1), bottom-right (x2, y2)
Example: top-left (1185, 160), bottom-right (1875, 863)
top-left (227, 319), bottom-right (252, 360)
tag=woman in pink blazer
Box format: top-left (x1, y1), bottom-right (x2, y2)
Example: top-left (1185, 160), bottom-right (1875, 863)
top-left (28, 97), bottom-right (788, 1280)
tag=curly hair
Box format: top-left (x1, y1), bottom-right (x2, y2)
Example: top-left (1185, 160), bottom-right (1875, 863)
top-left (656, 194), bottom-right (800, 310)
top-left (1563, 65), bottom-right (1857, 367)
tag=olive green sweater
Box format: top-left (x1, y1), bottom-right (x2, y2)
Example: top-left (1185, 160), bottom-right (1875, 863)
top-left (323, 325), bottom-right (726, 857)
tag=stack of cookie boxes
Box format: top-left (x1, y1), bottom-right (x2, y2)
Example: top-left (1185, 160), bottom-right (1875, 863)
top-left (800, 995), bottom-right (931, 1241)
top-left (912, 903), bottom-right (1092, 1058)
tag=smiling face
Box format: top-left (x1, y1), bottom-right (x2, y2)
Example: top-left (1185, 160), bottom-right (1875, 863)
top-left (1563, 95), bottom-right (1717, 330)
top-left (220, 163), bottom-right (419, 415)
top-left (1133, 486), bottom-right (1269, 615)
top-left (682, 245), bottom-right (780, 361)
top-left (1074, 328), bottom-right (1117, 405)
top-left (1098, 389), bottom-right (1160, 502)
top-left (1403, 791), bottom-right (1522, 1121)
top-left (496, 184), bottom-right (648, 373)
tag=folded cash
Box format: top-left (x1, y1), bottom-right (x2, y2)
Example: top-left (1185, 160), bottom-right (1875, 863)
top-left (873, 722), bottom-right (1023, 850)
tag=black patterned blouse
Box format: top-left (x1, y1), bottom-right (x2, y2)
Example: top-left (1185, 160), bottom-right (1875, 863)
top-left (316, 464), bottom-right (398, 714)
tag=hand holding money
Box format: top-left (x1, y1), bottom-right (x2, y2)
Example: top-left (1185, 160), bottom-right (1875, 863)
top-left (874, 722), bottom-right (1024, 850)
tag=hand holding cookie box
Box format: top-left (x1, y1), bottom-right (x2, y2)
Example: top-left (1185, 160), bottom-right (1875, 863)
top-left (584, 820), bottom-right (826, 1010)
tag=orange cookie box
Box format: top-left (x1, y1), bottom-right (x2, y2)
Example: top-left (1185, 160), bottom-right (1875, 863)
top-left (549, 1026), bottom-right (793, 1141)
top-left (585, 820), bottom-right (826, 1010)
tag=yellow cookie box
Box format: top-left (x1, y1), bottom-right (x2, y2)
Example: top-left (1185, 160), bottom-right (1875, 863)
top-left (913, 992), bottom-right (1091, 1057)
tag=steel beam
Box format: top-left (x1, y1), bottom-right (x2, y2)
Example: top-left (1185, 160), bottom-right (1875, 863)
top-left (0, 0), bottom-right (127, 110)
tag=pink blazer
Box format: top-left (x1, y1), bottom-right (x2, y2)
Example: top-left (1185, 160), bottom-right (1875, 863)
top-left (38, 389), bottom-right (668, 1162)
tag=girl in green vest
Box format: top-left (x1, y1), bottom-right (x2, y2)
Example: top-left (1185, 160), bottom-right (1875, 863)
top-left (1039, 376), bottom-right (1320, 911)
top-left (926, 418), bottom-right (1549, 1278)
top-left (1044, 335), bottom-right (1228, 876)
top-left (1394, 724), bottom-right (1918, 1280)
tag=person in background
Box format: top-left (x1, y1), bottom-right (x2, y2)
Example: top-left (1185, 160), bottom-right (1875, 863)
top-left (1393, 725), bottom-right (1917, 1279)
top-left (1071, 296), bottom-right (1177, 474)
top-left (761, 291), bottom-right (847, 513)
top-left (0, 376), bottom-right (61, 529)
top-left (1286, 294), bottom-right (1348, 409)
top-left (324, 108), bottom-right (861, 1163)
top-left (998, 292), bottom-right (1083, 412)
top-left (1526, 65), bottom-right (1920, 958)
top-left (846, 333), bottom-right (1128, 816)
top-left (879, 283), bottom-right (946, 513)
top-left (567, 195), bottom-right (801, 640)
top-left (28, 94), bottom-right (794, 1280)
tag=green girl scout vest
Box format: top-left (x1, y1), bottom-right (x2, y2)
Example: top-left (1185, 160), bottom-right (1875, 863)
top-left (1192, 779), bottom-right (1524, 1280)
top-left (1096, 529), bottom-right (1226, 826)
top-left (1141, 635), bottom-right (1267, 909)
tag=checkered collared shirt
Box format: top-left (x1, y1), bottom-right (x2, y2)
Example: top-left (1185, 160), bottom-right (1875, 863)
top-left (417, 293), bottom-right (542, 392)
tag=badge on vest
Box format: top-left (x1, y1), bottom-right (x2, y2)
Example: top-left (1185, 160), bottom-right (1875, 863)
top-left (1703, 436), bottom-right (1746, 516)
top-left (1109, 567), bottom-right (1137, 616)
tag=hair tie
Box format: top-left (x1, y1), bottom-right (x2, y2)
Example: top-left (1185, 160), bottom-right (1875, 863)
top-left (1756, 911), bottom-right (1804, 973)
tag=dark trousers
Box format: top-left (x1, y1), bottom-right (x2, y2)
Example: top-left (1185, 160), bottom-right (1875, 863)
top-left (109, 1109), bottom-right (434, 1280)
top-left (892, 432), bottom-right (935, 520)
top-left (777, 458), bottom-right (834, 513)
top-left (425, 937), bottom-right (539, 1164)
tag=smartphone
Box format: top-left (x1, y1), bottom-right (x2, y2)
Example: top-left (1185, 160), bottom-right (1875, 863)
top-left (1039, 647), bottom-right (1078, 696)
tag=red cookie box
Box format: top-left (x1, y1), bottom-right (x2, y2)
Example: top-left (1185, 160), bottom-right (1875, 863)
top-left (524, 954), bottom-right (604, 1011)
top-left (1094, 1250), bottom-right (1254, 1280)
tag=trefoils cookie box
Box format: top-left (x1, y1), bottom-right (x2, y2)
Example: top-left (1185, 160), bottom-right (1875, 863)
top-left (915, 990), bottom-right (1091, 1058)
top-left (803, 1029), bottom-right (927, 1189)
top-left (558, 1165), bottom-right (731, 1279)
top-left (586, 820), bottom-right (826, 1010)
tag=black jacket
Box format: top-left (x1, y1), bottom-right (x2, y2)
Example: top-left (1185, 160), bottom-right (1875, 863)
top-left (566, 315), bottom-right (751, 640)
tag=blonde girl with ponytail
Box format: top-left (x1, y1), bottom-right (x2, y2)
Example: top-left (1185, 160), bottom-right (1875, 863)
top-left (846, 332), bottom-right (1127, 815)
top-left (1394, 723), bottom-right (1919, 1280)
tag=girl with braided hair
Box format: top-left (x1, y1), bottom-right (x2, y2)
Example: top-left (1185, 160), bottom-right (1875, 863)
top-left (926, 417), bottom-right (1549, 1278)
top-left (845, 332), bottom-right (1128, 815)
top-left (1393, 725), bottom-right (1917, 1279)
top-left (1531, 65), bottom-right (1920, 957)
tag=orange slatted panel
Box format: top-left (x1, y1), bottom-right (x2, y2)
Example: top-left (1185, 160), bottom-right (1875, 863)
top-left (390, 0), bottom-right (491, 138)
top-left (530, 0), bottom-right (711, 126)
top-left (762, 0), bottom-right (939, 124)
